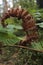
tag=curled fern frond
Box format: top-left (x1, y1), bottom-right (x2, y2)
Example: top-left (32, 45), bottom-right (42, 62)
top-left (1, 7), bottom-right (38, 45)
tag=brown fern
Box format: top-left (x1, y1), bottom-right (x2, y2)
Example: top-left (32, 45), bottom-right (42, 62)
top-left (1, 7), bottom-right (38, 46)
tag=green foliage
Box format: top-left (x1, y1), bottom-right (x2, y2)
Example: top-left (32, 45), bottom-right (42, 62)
top-left (0, 24), bottom-right (23, 45)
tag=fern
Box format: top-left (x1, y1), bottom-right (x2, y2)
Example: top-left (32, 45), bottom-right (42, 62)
top-left (0, 24), bottom-right (23, 45)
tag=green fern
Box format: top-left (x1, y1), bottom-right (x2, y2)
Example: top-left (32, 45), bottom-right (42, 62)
top-left (0, 24), bottom-right (23, 45)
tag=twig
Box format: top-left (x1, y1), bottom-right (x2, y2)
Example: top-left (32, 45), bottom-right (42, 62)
top-left (2, 45), bottom-right (43, 53)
